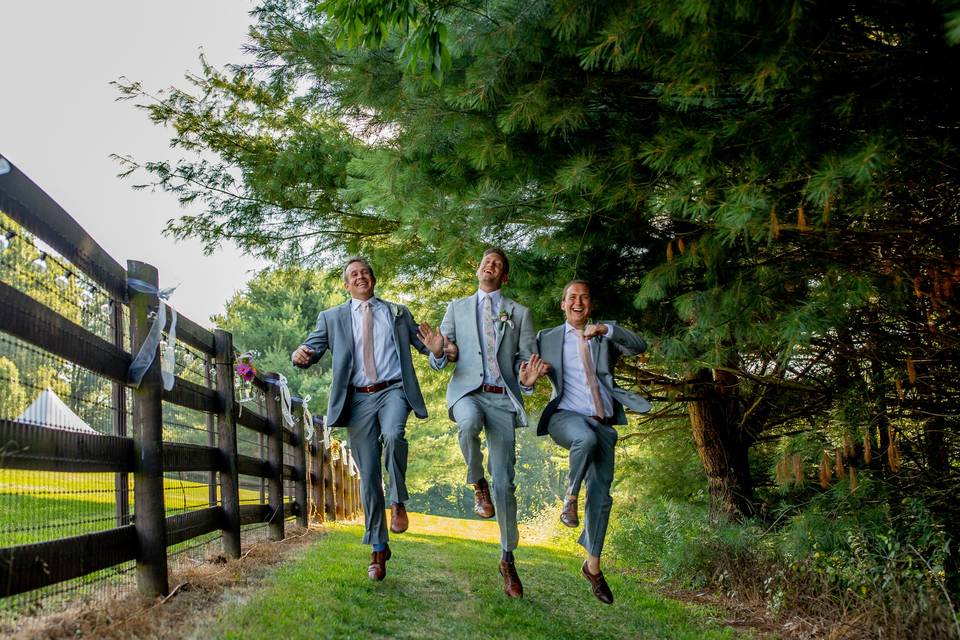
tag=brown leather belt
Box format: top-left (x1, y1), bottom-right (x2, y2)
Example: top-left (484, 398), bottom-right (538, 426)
top-left (352, 378), bottom-right (402, 393)
top-left (590, 415), bottom-right (617, 426)
top-left (481, 384), bottom-right (505, 394)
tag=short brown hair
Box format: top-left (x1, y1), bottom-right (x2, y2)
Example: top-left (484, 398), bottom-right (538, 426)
top-left (561, 279), bottom-right (591, 299)
top-left (482, 247), bottom-right (510, 275)
top-left (342, 256), bottom-right (376, 282)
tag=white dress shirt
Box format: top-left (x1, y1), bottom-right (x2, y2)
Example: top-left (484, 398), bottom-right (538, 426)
top-left (557, 322), bottom-right (614, 417)
top-left (349, 298), bottom-right (401, 386)
top-left (475, 289), bottom-right (505, 386)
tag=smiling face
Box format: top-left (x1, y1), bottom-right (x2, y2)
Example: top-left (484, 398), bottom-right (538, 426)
top-left (561, 282), bottom-right (593, 329)
top-left (343, 259), bottom-right (376, 300)
top-left (476, 250), bottom-right (509, 292)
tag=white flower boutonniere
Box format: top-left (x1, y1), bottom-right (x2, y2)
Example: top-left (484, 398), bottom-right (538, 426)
top-left (388, 302), bottom-right (402, 318)
top-left (497, 309), bottom-right (514, 329)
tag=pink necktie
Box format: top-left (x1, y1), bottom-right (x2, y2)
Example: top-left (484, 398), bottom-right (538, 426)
top-left (576, 329), bottom-right (605, 418)
top-left (361, 301), bottom-right (377, 382)
top-left (482, 295), bottom-right (502, 381)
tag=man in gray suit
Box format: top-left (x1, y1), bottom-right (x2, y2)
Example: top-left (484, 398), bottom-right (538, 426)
top-left (522, 280), bottom-right (650, 604)
top-left (292, 257), bottom-right (432, 581)
top-left (418, 248), bottom-right (537, 598)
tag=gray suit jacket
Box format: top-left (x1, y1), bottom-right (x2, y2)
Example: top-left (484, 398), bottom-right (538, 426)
top-left (534, 322), bottom-right (651, 436)
top-left (432, 294), bottom-right (536, 426)
top-left (299, 298), bottom-right (430, 427)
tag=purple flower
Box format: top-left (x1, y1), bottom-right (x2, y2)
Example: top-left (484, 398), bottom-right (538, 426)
top-left (236, 362), bottom-right (256, 382)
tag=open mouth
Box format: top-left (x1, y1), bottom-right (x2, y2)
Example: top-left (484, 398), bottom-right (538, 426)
top-left (571, 307), bottom-right (585, 313)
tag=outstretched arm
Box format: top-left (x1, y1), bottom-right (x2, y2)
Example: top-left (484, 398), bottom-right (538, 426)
top-left (292, 312), bottom-right (330, 368)
top-left (428, 302), bottom-right (457, 370)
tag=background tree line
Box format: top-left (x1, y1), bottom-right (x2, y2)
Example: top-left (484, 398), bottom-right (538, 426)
top-left (116, 1), bottom-right (960, 635)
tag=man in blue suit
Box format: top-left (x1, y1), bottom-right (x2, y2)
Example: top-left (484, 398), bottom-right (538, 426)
top-left (522, 280), bottom-right (650, 604)
top-left (418, 248), bottom-right (537, 598)
top-left (292, 257), bottom-right (432, 581)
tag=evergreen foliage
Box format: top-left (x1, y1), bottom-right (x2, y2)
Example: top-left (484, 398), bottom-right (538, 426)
top-left (117, 0), bottom-right (960, 629)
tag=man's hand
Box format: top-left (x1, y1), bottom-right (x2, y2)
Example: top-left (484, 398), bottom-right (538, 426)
top-left (291, 345), bottom-right (315, 368)
top-left (519, 353), bottom-right (551, 387)
top-left (582, 324), bottom-right (609, 339)
top-left (417, 322), bottom-right (446, 357)
top-left (443, 336), bottom-right (459, 362)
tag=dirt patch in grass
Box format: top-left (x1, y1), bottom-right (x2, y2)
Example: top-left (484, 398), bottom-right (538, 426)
top-left (7, 526), bottom-right (325, 640)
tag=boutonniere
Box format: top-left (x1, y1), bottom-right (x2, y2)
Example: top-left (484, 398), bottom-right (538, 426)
top-left (388, 302), bottom-right (402, 318)
top-left (497, 309), bottom-right (514, 329)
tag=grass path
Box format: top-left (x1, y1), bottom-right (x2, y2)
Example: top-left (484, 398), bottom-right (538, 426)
top-left (202, 513), bottom-right (745, 640)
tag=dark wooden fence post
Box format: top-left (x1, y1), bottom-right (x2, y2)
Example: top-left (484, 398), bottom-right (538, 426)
top-left (263, 373), bottom-right (285, 541)
top-left (323, 440), bottom-right (336, 521)
top-left (309, 416), bottom-right (324, 523)
top-left (214, 329), bottom-right (241, 558)
top-left (127, 260), bottom-right (169, 597)
top-left (205, 353), bottom-right (217, 508)
top-left (292, 401), bottom-right (308, 528)
top-left (111, 298), bottom-right (130, 528)
top-left (336, 452), bottom-right (346, 520)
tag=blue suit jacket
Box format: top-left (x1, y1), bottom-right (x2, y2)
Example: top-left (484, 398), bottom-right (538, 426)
top-left (534, 322), bottom-right (651, 436)
top-left (299, 298), bottom-right (429, 427)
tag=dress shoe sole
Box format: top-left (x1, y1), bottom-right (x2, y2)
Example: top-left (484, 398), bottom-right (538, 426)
top-left (390, 523), bottom-right (408, 533)
top-left (560, 516), bottom-right (579, 528)
top-left (474, 510), bottom-right (496, 519)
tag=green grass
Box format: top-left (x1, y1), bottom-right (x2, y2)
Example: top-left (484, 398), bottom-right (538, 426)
top-left (0, 469), bottom-right (262, 546)
top-left (206, 514), bottom-right (743, 640)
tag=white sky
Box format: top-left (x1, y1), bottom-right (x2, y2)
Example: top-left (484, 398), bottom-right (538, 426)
top-left (0, 1), bottom-right (266, 324)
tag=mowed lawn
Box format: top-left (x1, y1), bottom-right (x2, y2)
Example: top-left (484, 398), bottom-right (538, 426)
top-left (0, 469), bottom-right (262, 546)
top-left (204, 514), bottom-right (744, 640)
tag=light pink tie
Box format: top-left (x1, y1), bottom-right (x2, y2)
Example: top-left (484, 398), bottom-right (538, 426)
top-left (361, 301), bottom-right (377, 382)
top-left (482, 295), bottom-right (502, 381)
top-left (576, 329), bottom-right (606, 418)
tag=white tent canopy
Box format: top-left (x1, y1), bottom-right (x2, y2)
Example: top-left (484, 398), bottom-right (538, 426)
top-left (15, 388), bottom-right (99, 434)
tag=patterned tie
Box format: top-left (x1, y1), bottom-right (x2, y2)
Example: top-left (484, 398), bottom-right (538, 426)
top-left (481, 295), bottom-right (502, 381)
top-left (361, 301), bottom-right (378, 382)
top-left (576, 329), bottom-right (606, 418)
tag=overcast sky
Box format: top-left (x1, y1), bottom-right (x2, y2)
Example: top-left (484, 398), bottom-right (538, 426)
top-left (0, 1), bottom-right (266, 324)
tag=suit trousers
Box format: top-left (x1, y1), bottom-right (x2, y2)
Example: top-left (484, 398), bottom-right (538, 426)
top-left (547, 410), bottom-right (617, 557)
top-left (452, 390), bottom-right (519, 552)
top-left (347, 383), bottom-right (411, 545)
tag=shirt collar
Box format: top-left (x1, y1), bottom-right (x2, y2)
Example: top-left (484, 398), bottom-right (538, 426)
top-left (476, 289), bottom-right (502, 306)
top-left (565, 322), bottom-right (583, 335)
top-left (351, 297), bottom-right (377, 311)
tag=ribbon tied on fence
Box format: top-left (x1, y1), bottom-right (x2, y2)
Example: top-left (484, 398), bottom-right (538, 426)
top-left (127, 278), bottom-right (178, 391)
top-left (272, 374), bottom-right (296, 429)
top-left (301, 395), bottom-right (314, 442)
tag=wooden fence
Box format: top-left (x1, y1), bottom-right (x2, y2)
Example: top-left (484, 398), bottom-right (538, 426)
top-left (0, 155), bottom-right (361, 599)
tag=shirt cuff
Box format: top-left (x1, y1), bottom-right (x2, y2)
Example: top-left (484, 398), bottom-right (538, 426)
top-left (604, 323), bottom-right (615, 338)
top-left (429, 352), bottom-right (447, 367)
top-left (519, 383), bottom-right (534, 395)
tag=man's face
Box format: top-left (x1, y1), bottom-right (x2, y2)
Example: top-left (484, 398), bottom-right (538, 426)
top-left (344, 261), bottom-right (375, 299)
top-left (561, 283), bottom-right (593, 328)
top-left (476, 252), bottom-right (508, 290)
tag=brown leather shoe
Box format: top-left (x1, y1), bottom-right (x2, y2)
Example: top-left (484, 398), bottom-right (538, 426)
top-left (367, 544), bottom-right (392, 581)
top-left (560, 494), bottom-right (579, 528)
top-left (473, 478), bottom-right (495, 519)
top-left (499, 560), bottom-right (523, 598)
top-left (390, 503), bottom-right (409, 533)
top-left (581, 561), bottom-right (613, 604)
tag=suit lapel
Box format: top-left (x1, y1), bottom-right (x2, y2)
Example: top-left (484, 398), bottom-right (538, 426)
top-left (590, 336), bottom-right (603, 377)
top-left (549, 325), bottom-right (565, 394)
top-left (340, 303), bottom-right (355, 363)
top-left (495, 297), bottom-right (511, 351)
top-left (379, 297), bottom-right (403, 357)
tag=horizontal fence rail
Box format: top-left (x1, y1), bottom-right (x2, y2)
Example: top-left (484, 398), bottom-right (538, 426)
top-left (0, 154), bottom-right (362, 607)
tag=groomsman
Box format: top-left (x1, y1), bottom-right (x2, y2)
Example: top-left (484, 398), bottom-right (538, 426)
top-left (418, 248), bottom-right (537, 598)
top-left (292, 257), bottom-right (432, 581)
top-left (521, 280), bottom-right (650, 604)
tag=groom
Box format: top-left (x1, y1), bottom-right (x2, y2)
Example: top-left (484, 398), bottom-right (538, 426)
top-left (292, 257), bottom-right (432, 581)
top-left (418, 248), bottom-right (537, 598)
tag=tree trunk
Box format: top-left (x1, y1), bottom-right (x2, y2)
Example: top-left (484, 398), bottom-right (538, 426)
top-left (688, 368), bottom-right (755, 521)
